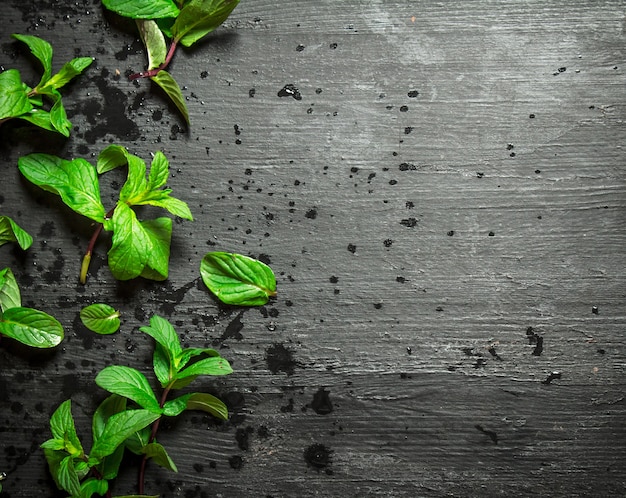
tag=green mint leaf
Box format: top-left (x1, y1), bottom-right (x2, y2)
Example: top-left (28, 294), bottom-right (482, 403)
top-left (95, 365), bottom-right (162, 413)
top-left (147, 151), bottom-right (169, 190)
top-left (0, 216), bottom-right (32, 250)
top-left (150, 70), bottom-right (190, 125)
top-left (176, 347), bottom-right (219, 370)
top-left (0, 268), bottom-right (21, 311)
top-left (131, 189), bottom-right (193, 220)
top-left (58, 455), bottom-right (81, 496)
top-left (200, 252), bottom-right (277, 306)
top-left (185, 392), bottom-right (229, 420)
top-left (162, 394), bottom-right (189, 417)
top-left (161, 391), bottom-right (227, 419)
top-left (15, 109), bottom-right (56, 133)
top-left (11, 34), bottom-right (53, 85)
top-left (46, 400), bottom-right (84, 460)
top-left (119, 155), bottom-right (149, 202)
top-left (18, 154), bottom-right (106, 223)
top-left (153, 342), bottom-right (172, 387)
top-left (93, 395), bottom-right (127, 441)
top-left (172, 0), bottom-right (240, 48)
top-left (42, 56), bottom-right (93, 90)
top-left (45, 88), bottom-right (72, 136)
top-left (140, 314), bottom-right (183, 359)
top-left (0, 69), bottom-right (32, 120)
top-left (89, 409), bottom-right (160, 461)
top-left (92, 395), bottom-right (127, 480)
top-left (40, 439), bottom-right (67, 451)
top-left (79, 478), bottom-right (109, 498)
top-left (97, 144), bottom-right (136, 174)
top-left (80, 303), bottom-right (121, 335)
top-left (0, 307), bottom-right (64, 348)
top-left (142, 442), bottom-right (178, 472)
top-left (102, 0), bottom-right (180, 19)
top-left (176, 356), bottom-right (233, 381)
top-left (107, 203), bottom-right (172, 281)
top-left (137, 20), bottom-right (167, 70)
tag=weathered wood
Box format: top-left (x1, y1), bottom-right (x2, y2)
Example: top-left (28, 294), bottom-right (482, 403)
top-left (1, 0), bottom-right (625, 496)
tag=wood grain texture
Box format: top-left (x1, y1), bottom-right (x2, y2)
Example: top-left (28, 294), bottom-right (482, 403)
top-left (1, 0), bottom-right (625, 497)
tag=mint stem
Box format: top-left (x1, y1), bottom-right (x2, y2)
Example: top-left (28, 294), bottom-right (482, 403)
top-left (80, 207), bottom-right (115, 284)
top-left (138, 385), bottom-right (171, 494)
top-left (129, 39), bottom-right (179, 80)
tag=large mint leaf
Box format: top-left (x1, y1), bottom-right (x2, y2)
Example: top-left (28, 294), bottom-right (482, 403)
top-left (0, 69), bottom-right (32, 120)
top-left (172, 0), bottom-right (240, 47)
top-left (0, 216), bottom-right (33, 250)
top-left (200, 252), bottom-right (277, 306)
top-left (95, 365), bottom-right (162, 413)
top-left (0, 307), bottom-right (64, 348)
top-left (18, 154), bottom-right (106, 223)
top-left (106, 203), bottom-right (172, 281)
top-left (102, 0), bottom-right (180, 19)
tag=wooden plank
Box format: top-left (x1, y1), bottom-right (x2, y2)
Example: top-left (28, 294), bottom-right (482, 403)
top-left (0, 0), bottom-right (625, 496)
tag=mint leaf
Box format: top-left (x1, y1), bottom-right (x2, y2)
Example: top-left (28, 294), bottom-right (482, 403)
top-left (176, 356), bottom-right (233, 380)
top-left (150, 70), bottom-right (189, 125)
top-left (11, 34), bottom-right (53, 85)
top-left (131, 189), bottom-right (194, 220)
top-left (92, 395), bottom-right (127, 481)
top-left (95, 365), bottom-right (162, 413)
top-left (90, 409), bottom-right (160, 461)
top-left (137, 20), bottom-right (167, 70)
top-left (0, 69), bottom-right (32, 120)
top-left (107, 203), bottom-right (172, 280)
top-left (161, 392), bottom-right (227, 419)
top-left (15, 109), bottom-right (56, 133)
top-left (142, 442), bottom-right (178, 472)
top-left (185, 392), bottom-right (229, 420)
top-left (152, 343), bottom-right (172, 387)
top-left (172, 0), bottom-right (240, 48)
top-left (80, 303), bottom-right (121, 335)
top-left (0, 268), bottom-right (21, 311)
top-left (0, 307), bottom-right (64, 348)
top-left (58, 456), bottom-right (82, 496)
top-left (46, 88), bottom-right (72, 136)
top-left (18, 154), bottom-right (106, 223)
top-left (200, 252), bottom-right (277, 306)
top-left (96, 144), bottom-right (136, 174)
top-left (42, 57), bottom-right (93, 90)
top-left (0, 215), bottom-right (33, 250)
top-left (176, 347), bottom-right (220, 370)
top-left (147, 150), bottom-right (169, 190)
top-left (102, 0), bottom-right (180, 19)
top-left (139, 314), bottom-right (182, 359)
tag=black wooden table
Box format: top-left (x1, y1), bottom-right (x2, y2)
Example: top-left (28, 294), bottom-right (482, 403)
top-left (1, 1), bottom-right (625, 496)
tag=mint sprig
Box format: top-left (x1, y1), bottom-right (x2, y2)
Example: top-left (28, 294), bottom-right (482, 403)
top-left (101, 0), bottom-right (240, 124)
top-left (43, 315), bottom-right (231, 496)
top-left (17, 145), bottom-right (193, 284)
top-left (0, 34), bottom-right (92, 137)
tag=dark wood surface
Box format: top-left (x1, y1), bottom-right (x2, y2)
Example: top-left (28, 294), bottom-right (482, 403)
top-left (1, 1), bottom-right (625, 496)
